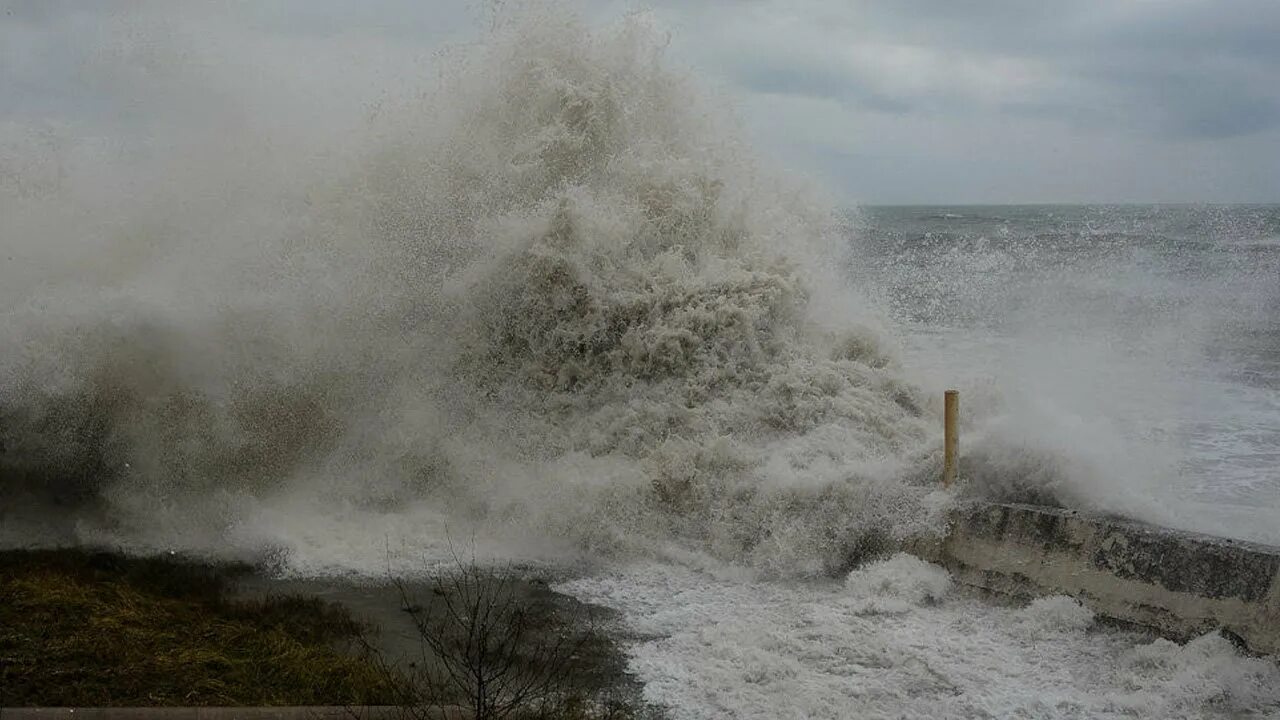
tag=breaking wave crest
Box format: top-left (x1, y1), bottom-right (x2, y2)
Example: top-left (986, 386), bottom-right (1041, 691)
top-left (4, 9), bottom-right (956, 575)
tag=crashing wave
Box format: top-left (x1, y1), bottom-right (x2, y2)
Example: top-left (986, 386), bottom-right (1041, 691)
top-left (0, 9), bottom-right (943, 575)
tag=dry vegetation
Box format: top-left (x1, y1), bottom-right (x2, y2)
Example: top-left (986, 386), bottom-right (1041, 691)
top-left (0, 548), bottom-right (647, 719)
top-left (0, 549), bottom-right (393, 707)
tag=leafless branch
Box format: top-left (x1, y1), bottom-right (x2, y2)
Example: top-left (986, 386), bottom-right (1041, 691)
top-left (382, 542), bottom-right (609, 720)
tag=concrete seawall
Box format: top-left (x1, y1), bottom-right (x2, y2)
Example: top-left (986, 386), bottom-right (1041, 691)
top-left (912, 503), bottom-right (1280, 655)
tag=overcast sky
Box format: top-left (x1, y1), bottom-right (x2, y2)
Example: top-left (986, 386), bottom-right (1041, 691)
top-left (3, 0), bottom-right (1278, 204)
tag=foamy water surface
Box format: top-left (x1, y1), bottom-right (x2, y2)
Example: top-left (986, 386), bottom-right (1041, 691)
top-left (559, 556), bottom-right (1280, 720)
top-left (851, 205), bottom-right (1280, 544)
top-left (1, 7), bottom-right (1277, 719)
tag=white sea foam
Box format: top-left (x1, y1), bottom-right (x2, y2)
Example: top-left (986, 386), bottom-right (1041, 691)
top-left (1014, 595), bottom-right (1095, 636)
top-left (560, 562), bottom-right (1280, 720)
top-left (843, 552), bottom-right (952, 613)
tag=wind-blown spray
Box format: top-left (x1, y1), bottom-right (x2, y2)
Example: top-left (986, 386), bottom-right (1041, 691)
top-left (0, 9), bottom-right (948, 575)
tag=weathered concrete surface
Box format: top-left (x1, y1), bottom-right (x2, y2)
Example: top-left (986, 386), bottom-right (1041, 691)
top-left (912, 503), bottom-right (1280, 655)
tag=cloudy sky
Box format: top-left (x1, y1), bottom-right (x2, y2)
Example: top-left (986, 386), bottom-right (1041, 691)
top-left (3, 0), bottom-right (1278, 204)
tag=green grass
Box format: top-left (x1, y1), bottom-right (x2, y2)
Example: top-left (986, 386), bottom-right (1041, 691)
top-left (0, 548), bottom-right (397, 707)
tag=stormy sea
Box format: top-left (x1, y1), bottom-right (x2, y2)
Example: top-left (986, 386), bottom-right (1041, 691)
top-left (854, 204), bottom-right (1280, 542)
top-left (1, 9), bottom-right (1277, 719)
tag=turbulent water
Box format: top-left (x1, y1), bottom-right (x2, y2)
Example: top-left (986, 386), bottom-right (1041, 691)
top-left (1, 7), bottom-right (1278, 718)
top-left (851, 204), bottom-right (1280, 544)
top-left (1, 10), bottom-right (943, 574)
top-left (560, 556), bottom-right (1280, 720)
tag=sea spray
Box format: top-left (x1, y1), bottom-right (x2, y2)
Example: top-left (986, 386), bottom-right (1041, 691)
top-left (0, 8), bottom-right (944, 574)
top-left (845, 202), bottom-right (1280, 545)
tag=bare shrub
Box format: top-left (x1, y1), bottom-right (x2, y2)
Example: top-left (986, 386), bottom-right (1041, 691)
top-left (376, 549), bottom-right (630, 720)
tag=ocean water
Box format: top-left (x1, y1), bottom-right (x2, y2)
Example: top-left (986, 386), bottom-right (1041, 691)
top-left (547, 205), bottom-right (1280, 720)
top-left (850, 204), bottom-right (1280, 542)
top-left (1, 7), bottom-right (1277, 718)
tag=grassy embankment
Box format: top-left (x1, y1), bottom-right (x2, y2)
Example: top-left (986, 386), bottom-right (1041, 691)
top-left (0, 548), bottom-right (394, 707)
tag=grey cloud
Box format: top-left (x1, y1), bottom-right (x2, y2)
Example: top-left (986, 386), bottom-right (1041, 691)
top-left (1098, 66), bottom-right (1280, 139)
top-left (732, 59), bottom-right (914, 114)
top-left (1084, 2), bottom-right (1280, 62)
top-left (672, 0), bottom-right (1280, 142)
top-left (2, 0), bottom-right (100, 24)
top-left (2, 0), bottom-right (1277, 202)
top-left (238, 0), bottom-right (476, 45)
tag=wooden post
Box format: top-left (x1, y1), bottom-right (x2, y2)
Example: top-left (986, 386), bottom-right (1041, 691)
top-left (943, 389), bottom-right (959, 487)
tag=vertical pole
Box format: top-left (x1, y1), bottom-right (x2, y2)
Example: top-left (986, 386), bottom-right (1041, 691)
top-left (943, 389), bottom-right (959, 487)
